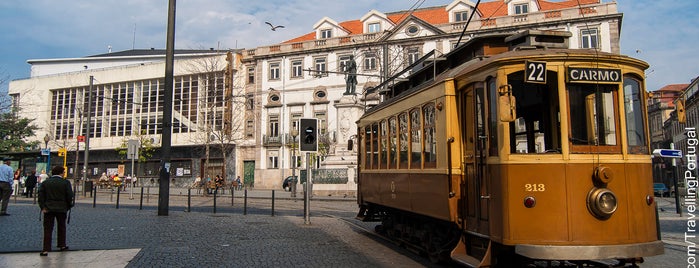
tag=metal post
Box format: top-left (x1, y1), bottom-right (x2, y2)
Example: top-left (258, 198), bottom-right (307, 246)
top-left (83, 76), bottom-right (93, 183)
top-left (139, 187), bottom-right (144, 210)
top-left (158, 0), bottom-right (176, 216)
top-left (243, 189), bottom-right (248, 215)
top-left (671, 143), bottom-right (682, 216)
top-left (116, 186), bottom-right (121, 209)
top-left (213, 188), bottom-right (217, 214)
top-left (304, 152), bottom-right (311, 225)
top-left (271, 190), bottom-right (275, 217)
top-left (92, 186), bottom-right (96, 208)
top-left (185, 188), bottom-right (190, 212)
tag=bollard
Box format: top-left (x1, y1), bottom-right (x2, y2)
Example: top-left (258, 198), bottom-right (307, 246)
top-left (271, 190), bottom-right (275, 217)
top-left (213, 188), bottom-right (217, 214)
top-left (185, 188), bottom-right (191, 212)
top-left (243, 189), bottom-right (248, 215)
top-left (231, 187), bottom-right (235, 206)
top-left (146, 186), bottom-right (150, 203)
top-left (33, 187), bottom-right (37, 204)
top-left (116, 186), bottom-right (121, 209)
top-left (92, 186), bottom-right (97, 208)
top-left (139, 187), bottom-right (144, 210)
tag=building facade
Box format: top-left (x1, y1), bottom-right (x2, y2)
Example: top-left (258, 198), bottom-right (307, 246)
top-left (242, 0), bottom-right (623, 193)
top-left (8, 49), bottom-right (247, 186)
top-left (8, 0), bottom-right (624, 193)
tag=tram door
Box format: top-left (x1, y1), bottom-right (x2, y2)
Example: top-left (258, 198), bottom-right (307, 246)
top-left (460, 85), bottom-right (490, 235)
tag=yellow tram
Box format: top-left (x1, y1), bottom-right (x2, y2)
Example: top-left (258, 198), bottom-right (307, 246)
top-left (355, 30), bottom-right (664, 266)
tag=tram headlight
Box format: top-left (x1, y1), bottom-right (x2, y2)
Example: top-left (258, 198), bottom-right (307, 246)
top-left (586, 188), bottom-right (617, 220)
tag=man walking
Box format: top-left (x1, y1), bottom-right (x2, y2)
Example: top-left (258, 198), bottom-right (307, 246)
top-left (25, 171), bottom-right (38, 198)
top-left (0, 158), bottom-right (14, 216)
top-left (38, 166), bottom-right (74, 256)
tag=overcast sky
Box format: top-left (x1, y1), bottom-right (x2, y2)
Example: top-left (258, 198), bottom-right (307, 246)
top-left (0, 0), bottom-right (697, 93)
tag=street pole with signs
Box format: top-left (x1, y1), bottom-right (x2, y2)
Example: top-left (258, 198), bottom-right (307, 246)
top-left (127, 139), bottom-right (140, 200)
top-left (653, 145), bottom-right (683, 216)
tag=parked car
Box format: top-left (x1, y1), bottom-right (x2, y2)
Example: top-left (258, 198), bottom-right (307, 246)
top-left (282, 176), bottom-right (298, 192)
top-left (653, 183), bottom-right (669, 197)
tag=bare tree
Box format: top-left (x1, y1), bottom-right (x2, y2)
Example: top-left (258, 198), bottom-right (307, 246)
top-left (183, 51), bottom-right (246, 181)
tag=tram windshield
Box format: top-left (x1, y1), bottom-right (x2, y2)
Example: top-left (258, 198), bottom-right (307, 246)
top-left (568, 84), bottom-right (618, 147)
top-left (507, 71), bottom-right (561, 154)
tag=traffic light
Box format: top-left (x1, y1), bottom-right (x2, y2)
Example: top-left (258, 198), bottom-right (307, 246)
top-left (299, 118), bottom-right (317, 152)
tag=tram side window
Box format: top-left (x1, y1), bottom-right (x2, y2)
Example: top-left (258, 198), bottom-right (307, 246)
top-left (568, 84), bottom-right (618, 148)
top-left (372, 123), bottom-right (379, 169)
top-left (380, 120), bottom-right (388, 169)
top-left (399, 112), bottom-right (409, 169)
top-left (389, 117), bottom-right (398, 169)
top-left (508, 71), bottom-right (561, 153)
top-left (410, 108), bottom-right (422, 169)
top-left (624, 76), bottom-right (649, 154)
top-left (364, 126), bottom-right (372, 169)
top-left (423, 103), bottom-right (437, 168)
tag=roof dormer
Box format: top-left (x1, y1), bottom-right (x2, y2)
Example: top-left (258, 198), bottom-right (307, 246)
top-left (360, 10), bottom-right (394, 34)
top-left (446, 0), bottom-right (481, 23)
top-left (505, 0), bottom-right (540, 15)
top-left (313, 17), bottom-right (350, 39)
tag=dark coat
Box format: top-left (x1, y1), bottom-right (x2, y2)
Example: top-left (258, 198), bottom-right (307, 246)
top-left (38, 175), bottom-right (74, 213)
top-left (25, 175), bottom-right (37, 188)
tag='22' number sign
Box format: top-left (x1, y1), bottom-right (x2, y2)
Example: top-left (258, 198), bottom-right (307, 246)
top-left (525, 61), bottom-right (547, 84)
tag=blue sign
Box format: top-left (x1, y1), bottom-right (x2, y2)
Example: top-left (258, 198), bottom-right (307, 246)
top-left (41, 148), bottom-right (51, 156)
top-left (653, 149), bottom-right (682, 158)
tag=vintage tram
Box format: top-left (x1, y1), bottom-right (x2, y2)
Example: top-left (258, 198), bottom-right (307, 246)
top-left (355, 30), bottom-right (664, 266)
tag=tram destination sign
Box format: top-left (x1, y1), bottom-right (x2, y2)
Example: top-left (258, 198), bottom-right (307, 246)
top-left (567, 67), bottom-right (621, 83)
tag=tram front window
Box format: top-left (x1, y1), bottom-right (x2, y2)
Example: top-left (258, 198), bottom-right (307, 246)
top-left (568, 84), bottom-right (618, 148)
top-left (508, 71), bottom-right (561, 154)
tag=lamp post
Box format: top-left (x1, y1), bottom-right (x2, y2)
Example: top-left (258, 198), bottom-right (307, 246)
top-left (43, 134), bottom-right (51, 172)
top-left (291, 128), bottom-right (298, 198)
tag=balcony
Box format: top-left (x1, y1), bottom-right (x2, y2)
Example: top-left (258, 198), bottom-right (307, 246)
top-left (263, 134), bottom-right (283, 147)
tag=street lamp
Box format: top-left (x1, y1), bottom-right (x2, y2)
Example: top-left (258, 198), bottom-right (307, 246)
top-left (43, 133), bottom-right (51, 172)
top-left (291, 128), bottom-right (298, 198)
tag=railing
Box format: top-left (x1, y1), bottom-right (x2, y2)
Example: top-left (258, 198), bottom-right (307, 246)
top-left (263, 134), bottom-right (283, 147)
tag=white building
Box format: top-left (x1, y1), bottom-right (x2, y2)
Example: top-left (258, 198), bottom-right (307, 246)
top-left (243, 0), bottom-right (622, 194)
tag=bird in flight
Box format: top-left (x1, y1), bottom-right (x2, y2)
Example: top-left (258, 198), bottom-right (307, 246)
top-left (265, 21), bottom-right (285, 31)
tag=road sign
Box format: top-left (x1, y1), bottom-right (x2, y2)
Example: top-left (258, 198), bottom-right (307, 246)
top-left (41, 148), bottom-right (50, 156)
top-left (652, 149), bottom-right (682, 158)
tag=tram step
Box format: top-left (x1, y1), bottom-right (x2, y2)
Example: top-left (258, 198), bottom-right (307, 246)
top-left (451, 252), bottom-right (483, 267)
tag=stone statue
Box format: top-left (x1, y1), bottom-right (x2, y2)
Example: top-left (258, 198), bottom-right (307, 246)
top-left (344, 55), bottom-right (357, 95)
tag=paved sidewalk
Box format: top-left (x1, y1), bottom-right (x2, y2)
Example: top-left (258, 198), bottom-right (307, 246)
top-left (0, 189), bottom-right (434, 268)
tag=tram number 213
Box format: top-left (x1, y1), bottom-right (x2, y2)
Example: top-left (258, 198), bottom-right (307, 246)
top-left (525, 183), bottom-right (546, 192)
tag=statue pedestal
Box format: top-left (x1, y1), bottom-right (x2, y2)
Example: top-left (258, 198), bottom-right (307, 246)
top-left (334, 94), bottom-right (363, 154)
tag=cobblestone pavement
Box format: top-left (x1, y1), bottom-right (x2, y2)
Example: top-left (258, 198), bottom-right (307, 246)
top-left (0, 190), bottom-right (437, 268)
top-left (0, 189), bottom-right (692, 267)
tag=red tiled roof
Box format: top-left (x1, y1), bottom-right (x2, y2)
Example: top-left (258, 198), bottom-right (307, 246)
top-left (282, 0), bottom-right (601, 44)
top-left (656, 84), bottom-right (689, 92)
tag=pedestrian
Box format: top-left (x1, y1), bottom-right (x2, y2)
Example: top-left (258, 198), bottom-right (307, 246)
top-left (38, 165), bottom-right (74, 256)
top-left (0, 158), bottom-right (14, 216)
top-left (235, 176), bottom-right (242, 191)
top-left (25, 171), bottom-right (38, 198)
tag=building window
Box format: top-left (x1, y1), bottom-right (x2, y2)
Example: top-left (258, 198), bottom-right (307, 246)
top-left (314, 57), bottom-right (327, 77)
top-left (314, 111), bottom-right (327, 135)
top-left (581, 28), bottom-right (599, 49)
top-left (269, 115), bottom-right (279, 137)
top-left (406, 47), bottom-right (420, 66)
top-left (247, 67), bottom-right (255, 84)
top-left (364, 52), bottom-right (377, 71)
top-left (246, 94), bottom-right (254, 110)
top-left (268, 154), bottom-right (279, 169)
top-left (339, 55), bottom-right (351, 72)
top-left (246, 120), bottom-right (254, 137)
top-left (291, 59), bottom-right (303, 78)
top-left (269, 62), bottom-right (280, 80)
top-left (514, 3), bottom-right (529, 14)
top-left (455, 11), bottom-right (469, 22)
top-left (368, 22), bottom-right (381, 33)
top-left (321, 29), bottom-right (332, 39)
